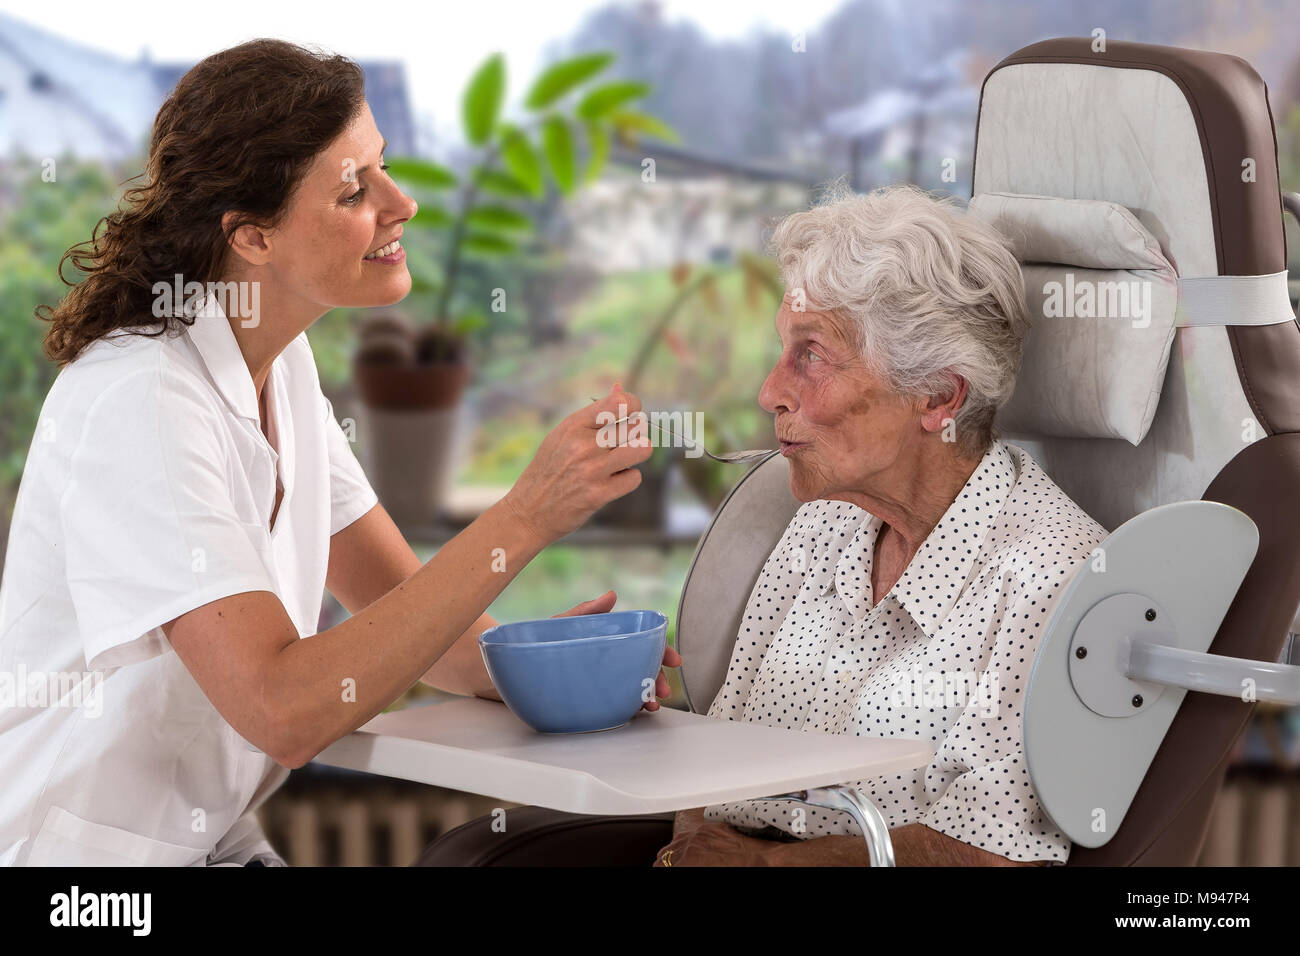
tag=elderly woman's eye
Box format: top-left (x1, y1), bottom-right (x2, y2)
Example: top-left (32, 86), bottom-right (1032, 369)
top-left (805, 348), bottom-right (822, 363)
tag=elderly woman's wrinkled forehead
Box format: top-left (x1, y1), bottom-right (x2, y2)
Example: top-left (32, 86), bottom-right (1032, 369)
top-left (777, 290), bottom-right (857, 348)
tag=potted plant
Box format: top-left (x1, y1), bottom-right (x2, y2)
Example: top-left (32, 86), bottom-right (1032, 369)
top-left (353, 50), bottom-right (677, 525)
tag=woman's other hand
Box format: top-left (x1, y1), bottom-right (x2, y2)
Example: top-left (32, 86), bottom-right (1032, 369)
top-left (502, 383), bottom-right (653, 545)
top-left (553, 589), bottom-right (683, 712)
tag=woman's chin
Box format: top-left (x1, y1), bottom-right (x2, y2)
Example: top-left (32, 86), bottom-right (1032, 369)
top-left (344, 275), bottom-right (412, 308)
top-left (786, 469), bottom-right (824, 504)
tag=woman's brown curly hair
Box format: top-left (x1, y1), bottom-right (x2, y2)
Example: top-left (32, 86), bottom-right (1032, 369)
top-left (38, 39), bottom-right (366, 366)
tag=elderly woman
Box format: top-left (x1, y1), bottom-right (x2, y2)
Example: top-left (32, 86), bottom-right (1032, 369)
top-left (654, 182), bottom-right (1107, 867)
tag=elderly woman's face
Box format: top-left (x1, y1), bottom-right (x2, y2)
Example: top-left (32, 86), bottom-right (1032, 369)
top-left (758, 298), bottom-right (918, 503)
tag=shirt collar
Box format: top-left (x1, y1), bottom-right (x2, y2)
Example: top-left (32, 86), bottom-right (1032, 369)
top-left (829, 440), bottom-right (1018, 636)
top-left (185, 291), bottom-right (261, 423)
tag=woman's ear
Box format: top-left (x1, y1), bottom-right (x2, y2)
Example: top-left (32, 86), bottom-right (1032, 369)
top-left (221, 211), bottom-right (273, 268)
top-left (920, 371), bottom-right (969, 436)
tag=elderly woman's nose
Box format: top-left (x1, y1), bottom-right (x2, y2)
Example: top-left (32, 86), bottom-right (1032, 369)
top-left (759, 360), bottom-right (795, 413)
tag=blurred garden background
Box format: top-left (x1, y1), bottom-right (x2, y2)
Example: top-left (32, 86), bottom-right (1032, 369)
top-left (5, 0), bottom-right (1300, 864)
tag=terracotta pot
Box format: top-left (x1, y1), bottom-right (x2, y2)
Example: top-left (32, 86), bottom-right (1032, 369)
top-left (352, 358), bottom-right (473, 525)
top-left (353, 358), bottom-right (470, 411)
top-left (357, 403), bottom-right (474, 527)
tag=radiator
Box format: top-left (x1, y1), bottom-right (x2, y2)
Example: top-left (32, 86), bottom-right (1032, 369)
top-left (1198, 773), bottom-right (1300, 866)
top-left (257, 782), bottom-right (520, 867)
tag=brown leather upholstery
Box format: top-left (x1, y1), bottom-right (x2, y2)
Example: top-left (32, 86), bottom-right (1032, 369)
top-left (411, 806), bottom-right (674, 867)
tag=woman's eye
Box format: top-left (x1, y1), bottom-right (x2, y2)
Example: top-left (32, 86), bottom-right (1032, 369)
top-left (804, 348), bottom-right (822, 363)
top-left (343, 164), bottom-right (387, 205)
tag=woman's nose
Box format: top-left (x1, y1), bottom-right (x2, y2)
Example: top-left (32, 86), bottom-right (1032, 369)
top-left (397, 189), bottom-right (418, 224)
top-left (384, 181), bottom-right (418, 224)
top-left (759, 359), bottom-right (795, 414)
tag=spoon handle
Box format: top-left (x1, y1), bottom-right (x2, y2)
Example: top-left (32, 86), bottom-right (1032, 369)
top-left (589, 397), bottom-right (701, 451)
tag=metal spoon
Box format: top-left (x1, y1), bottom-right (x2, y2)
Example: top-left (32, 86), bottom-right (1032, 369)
top-left (589, 398), bottom-right (774, 464)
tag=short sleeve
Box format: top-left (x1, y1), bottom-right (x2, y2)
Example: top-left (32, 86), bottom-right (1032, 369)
top-left (914, 549), bottom-right (1087, 864)
top-left (58, 368), bottom-right (278, 672)
top-left (706, 502), bottom-right (820, 719)
top-left (321, 393), bottom-right (377, 537)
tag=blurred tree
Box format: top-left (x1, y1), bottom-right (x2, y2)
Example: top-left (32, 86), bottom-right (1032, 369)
top-left (0, 156), bottom-right (123, 552)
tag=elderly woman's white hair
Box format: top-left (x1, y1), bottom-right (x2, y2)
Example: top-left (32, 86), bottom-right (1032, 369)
top-left (766, 179), bottom-right (1030, 459)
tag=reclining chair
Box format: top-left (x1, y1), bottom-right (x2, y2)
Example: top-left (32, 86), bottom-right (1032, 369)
top-left (416, 36), bottom-right (1300, 867)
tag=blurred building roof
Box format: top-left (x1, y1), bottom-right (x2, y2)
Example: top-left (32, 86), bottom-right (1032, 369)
top-left (823, 49), bottom-right (979, 143)
top-left (0, 12), bottom-right (415, 162)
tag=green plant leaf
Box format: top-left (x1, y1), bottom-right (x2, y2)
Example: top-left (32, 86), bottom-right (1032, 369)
top-left (466, 204), bottom-right (533, 232)
top-left (411, 204), bottom-right (453, 227)
top-left (409, 274), bottom-right (443, 295)
top-left (609, 109), bottom-right (680, 144)
top-left (385, 157), bottom-right (458, 190)
top-left (462, 231), bottom-right (517, 256)
top-left (475, 167), bottom-right (535, 199)
top-left (576, 81), bottom-right (650, 121)
top-left (584, 122), bottom-right (610, 183)
top-left (463, 53), bottom-right (506, 147)
top-left (524, 52), bottom-right (614, 110)
top-left (499, 124), bottom-right (545, 198)
top-left (453, 310), bottom-right (490, 335)
top-left (541, 116), bottom-right (576, 195)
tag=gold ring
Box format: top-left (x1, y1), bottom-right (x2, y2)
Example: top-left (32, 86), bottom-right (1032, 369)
top-left (660, 849), bottom-right (673, 867)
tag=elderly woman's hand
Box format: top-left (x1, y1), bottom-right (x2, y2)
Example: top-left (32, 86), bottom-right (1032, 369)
top-left (553, 589), bottom-right (682, 712)
top-left (503, 384), bottom-right (652, 546)
top-left (654, 808), bottom-right (803, 867)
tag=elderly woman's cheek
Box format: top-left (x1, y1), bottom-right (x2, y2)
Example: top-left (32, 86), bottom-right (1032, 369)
top-left (803, 371), bottom-right (860, 426)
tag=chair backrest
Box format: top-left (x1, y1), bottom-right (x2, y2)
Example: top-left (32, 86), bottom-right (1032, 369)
top-left (676, 36), bottom-right (1300, 866)
top-left (677, 451), bottom-right (798, 716)
top-left (973, 36), bottom-right (1300, 866)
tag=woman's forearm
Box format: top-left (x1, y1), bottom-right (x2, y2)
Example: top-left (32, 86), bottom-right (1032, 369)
top-left (418, 612), bottom-right (501, 697)
top-left (265, 496), bottom-right (545, 765)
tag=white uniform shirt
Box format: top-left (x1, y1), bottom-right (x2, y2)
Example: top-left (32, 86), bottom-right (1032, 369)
top-left (704, 440), bottom-right (1106, 863)
top-left (0, 293), bottom-right (377, 866)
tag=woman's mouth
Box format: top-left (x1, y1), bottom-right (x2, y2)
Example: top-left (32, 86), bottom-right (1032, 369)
top-left (779, 439), bottom-right (809, 456)
top-left (363, 239), bottom-right (405, 264)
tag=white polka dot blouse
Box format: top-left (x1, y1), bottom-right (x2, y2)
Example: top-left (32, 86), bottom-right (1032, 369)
top-left (704, 439), bottom-right (1108, 863)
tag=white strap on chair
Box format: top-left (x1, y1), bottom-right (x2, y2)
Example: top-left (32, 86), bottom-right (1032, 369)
top-left (1175, 270), bottom-right (1295, 327)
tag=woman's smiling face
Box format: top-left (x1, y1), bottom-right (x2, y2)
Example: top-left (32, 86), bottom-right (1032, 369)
top-left (758, 294), bottom-right (917, 503)
top-left (262, 101), bottom-right (418, 310)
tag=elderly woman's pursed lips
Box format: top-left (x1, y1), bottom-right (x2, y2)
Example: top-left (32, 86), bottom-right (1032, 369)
top-left (778, 435), bottom-right (810, 455)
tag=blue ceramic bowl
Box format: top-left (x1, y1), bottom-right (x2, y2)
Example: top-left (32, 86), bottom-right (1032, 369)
top-left (478, 610), bottom-right (668, 734)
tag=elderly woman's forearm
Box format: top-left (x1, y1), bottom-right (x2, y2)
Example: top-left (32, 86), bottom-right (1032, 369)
top-left (777, 823), bottom-right (1049, 866)
top-left (265, 498), bottom-right (547, 765)
top-left (683, 822), bottom-right (1051, 867)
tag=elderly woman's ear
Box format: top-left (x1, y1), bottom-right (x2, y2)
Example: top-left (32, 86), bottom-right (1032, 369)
top-left (919, 372), bottom-right (970, 438)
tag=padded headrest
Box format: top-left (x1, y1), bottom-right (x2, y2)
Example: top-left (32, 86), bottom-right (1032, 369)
top-left (971, 37), bottom-right (1298, 533)
top-left (969, 191), bottom-right (1179, 444)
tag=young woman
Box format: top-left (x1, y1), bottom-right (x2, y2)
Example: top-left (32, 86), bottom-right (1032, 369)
top-left (0, 38), bottom-right (678, 867)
